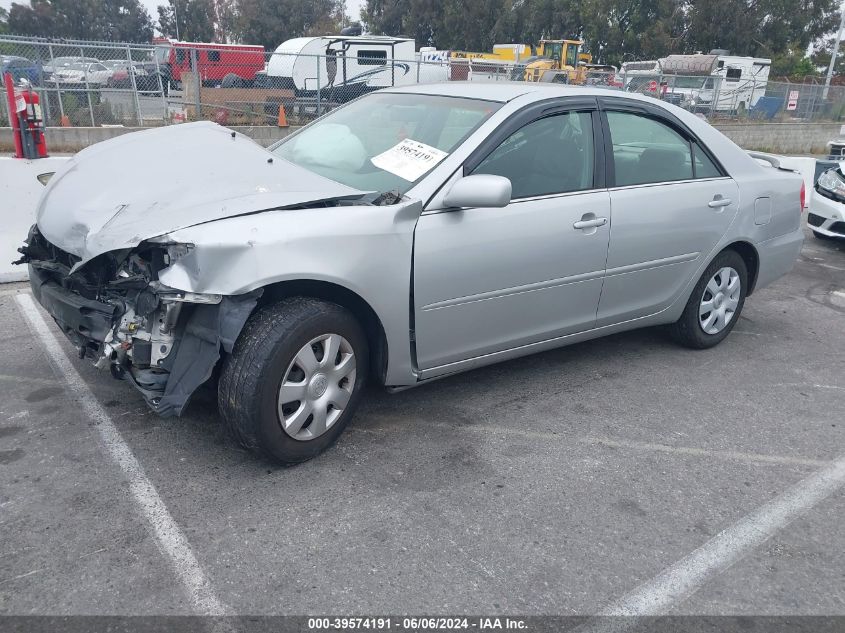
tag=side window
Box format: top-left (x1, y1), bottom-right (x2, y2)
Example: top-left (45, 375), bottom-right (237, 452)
top-left (693, 143), bottom-right (722, 179)
top-left (472, 111), bottom-right (594, 199)
top-left (175, 49), bottom-right (186, 65)
top-left (606, 111), bottom-right (693, 186)
top-left (726, 68), bottom-right (741, 83)
top-left (358, 50), bottom-right (387, 66)
top-left (207, 50), bottom-right (221, 62)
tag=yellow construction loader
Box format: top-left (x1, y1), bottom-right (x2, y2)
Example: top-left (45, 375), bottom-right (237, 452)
top-left (449, 39), bottom-right (589, 83)
top-left (522, 39), bottom-right (587, 83)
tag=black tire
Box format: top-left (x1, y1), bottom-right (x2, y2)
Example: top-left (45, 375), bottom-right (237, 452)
top-left (669, 249), bottom-right (748, 349)
top-left (218, 297), bottom-right (368, 465)
top-left (221, 73), bottom-right (245, 89)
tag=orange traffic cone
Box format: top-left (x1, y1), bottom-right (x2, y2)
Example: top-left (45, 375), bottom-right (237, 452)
top-left (277, 104), bottom-right (288, 127)
top-left (60, 114), bottom-right (71, 127)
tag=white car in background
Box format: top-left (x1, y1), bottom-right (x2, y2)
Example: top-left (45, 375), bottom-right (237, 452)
top-left (42, 56), bottom-right (99, 76)
top-left (52, 61), bottom-right (113, 86)
top-left (102, 60), bottom-right (148, 76)
top-left (808, 165), bottom-right (845, 239)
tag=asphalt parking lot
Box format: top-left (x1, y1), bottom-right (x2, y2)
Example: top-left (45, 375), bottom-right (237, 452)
top-left (1, 228), bottom-right (843, 622)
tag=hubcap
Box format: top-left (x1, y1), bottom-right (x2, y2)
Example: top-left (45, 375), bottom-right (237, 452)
top-left (699, 267), bottom-right (741, 335)
top-left (277, 333), bottom-right (356, 441)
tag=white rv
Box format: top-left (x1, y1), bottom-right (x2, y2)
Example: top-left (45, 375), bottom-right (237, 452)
top-left (620, 59), bottom-right (661, 90)
top-left (660, 53), bottom-right (771, 113)
top-left (265, 35), bottom-right (447, 102)
top-left (620, 54), bottom-right (770, 113)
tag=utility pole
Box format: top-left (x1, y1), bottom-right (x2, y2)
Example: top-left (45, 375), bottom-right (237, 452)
top-left (173, 0), bottom-right (181, 40)
top-left (823, 2), bottom-right (845, 99)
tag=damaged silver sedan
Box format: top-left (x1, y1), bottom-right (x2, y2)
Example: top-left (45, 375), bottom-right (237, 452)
top-left (18, 83), bottom-right (804, 464)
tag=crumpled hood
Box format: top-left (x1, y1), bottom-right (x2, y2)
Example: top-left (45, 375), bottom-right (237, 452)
top-left (36, 121), bottom-right (364, 264)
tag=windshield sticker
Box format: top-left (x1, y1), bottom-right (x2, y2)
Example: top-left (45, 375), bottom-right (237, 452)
top-left (371, 139), bottom-right (448, 182)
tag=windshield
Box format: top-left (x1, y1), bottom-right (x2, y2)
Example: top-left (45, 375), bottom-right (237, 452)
top-left (565, 44), bottom-right (579, 68)
top-left (273, 93), bottom-right (501, 195)
top-left (544, 42), bottom-right (563, 61)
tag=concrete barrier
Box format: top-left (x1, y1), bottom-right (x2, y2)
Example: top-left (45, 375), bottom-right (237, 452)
top-left (0, 157), bottom-right (71, 282)
top-left (714, 122), bottom-right (842, 155)
top-left (2, 121), bottom-right (840, 154)
top-left (0, 125), bottom-right (297, 153)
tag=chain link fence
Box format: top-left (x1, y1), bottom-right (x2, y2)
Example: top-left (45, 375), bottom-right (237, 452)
top-left (3, 34), bottom-right (845, 130)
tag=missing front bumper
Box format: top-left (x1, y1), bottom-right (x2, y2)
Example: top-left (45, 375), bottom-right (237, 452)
top-left (27, 261), bottom-right (262, 417)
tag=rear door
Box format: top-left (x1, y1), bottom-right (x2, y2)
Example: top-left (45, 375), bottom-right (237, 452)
top-left (596, 100), bottom-right (739, 326)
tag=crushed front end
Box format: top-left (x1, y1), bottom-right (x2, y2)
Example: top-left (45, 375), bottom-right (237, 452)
top-left (17, 225), bottom-right (260, 416)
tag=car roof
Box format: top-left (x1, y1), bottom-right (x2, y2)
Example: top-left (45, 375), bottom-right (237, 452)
top-left (383, 81), bottom-right (638, 103)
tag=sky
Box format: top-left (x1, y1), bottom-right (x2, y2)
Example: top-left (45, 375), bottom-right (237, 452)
top-left (1, 0), bottom-right (366, 29)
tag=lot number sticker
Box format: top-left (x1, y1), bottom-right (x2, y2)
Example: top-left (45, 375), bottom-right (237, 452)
top-left (371, 139), bottom-right (448, 182)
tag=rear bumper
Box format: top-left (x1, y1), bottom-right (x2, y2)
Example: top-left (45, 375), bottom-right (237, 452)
top-left (28, 263), bottom-right (117, 355)
top-left (754, 227), bottom-right (805, 291)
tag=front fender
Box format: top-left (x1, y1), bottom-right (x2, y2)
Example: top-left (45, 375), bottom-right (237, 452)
top-left (157, 202), bottom-right (421, 386)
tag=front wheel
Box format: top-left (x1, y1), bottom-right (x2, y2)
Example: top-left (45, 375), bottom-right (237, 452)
top-left (669, 250), bottom-right (748, 349)
top-left (218, 297), bottom-right (368, 465)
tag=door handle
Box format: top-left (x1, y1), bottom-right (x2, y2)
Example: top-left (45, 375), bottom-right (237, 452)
top-left (708, 197), bottom-right (732, 208)
top-left (573, 217), bottom-right (608, 230)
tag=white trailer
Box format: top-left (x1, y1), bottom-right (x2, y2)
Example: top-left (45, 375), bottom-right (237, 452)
top-left (265, 36), bottom-right (447, 102)
top-left (660, 53), bottom-right (771, 113)
top-left (620, 59), bottom-right (661, 90)
top-left (711, 54), bottom-right (771, 111)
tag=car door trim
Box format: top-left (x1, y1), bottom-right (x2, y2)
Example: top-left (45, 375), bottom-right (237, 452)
top-left (606, 176), bottom-right (733, 192)
top-left (415, 307), bottom-right (667, 382)
top-left (420, 267), bottom-right (607, 311)
top-left (604, 251), bottom-right (700, 279)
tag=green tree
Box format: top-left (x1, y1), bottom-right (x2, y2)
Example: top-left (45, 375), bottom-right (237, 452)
top-left (685, 0), bottom-right (839, 58)
top-left (811, 31), bottom-right (845, 78)
top-left (580, 0), bottom-right (684, 65)
top-left (157, 0), bottom-right (216, 41)
top-left (0, 7), bottom-right (9, 34)
top-left (772, 46), bottom-right (820, 78)
top-left (7, 0), bottom-right (154, 41)
top-left (363, 0), bottom-right (520, 50)
top-left (236, 0), bottom-right (344, 50)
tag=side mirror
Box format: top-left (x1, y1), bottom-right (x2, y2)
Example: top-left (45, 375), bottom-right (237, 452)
top-left (443, 174), bottom-right (512, 209)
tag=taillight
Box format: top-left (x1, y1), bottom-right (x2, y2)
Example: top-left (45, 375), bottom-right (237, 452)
top-left (800, 181), bottom-right (806, 213)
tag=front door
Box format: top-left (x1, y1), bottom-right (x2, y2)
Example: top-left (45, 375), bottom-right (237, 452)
top-left (413, 109), bottom-right (611, 371)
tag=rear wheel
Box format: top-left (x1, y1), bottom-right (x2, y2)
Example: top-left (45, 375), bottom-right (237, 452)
top-left (669, 250), bottom-right (747, 349)
top-left (218, 297), bottom-right (368, 465)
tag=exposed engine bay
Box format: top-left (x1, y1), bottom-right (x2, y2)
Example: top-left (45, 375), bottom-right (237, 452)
top-left (17, 225), bottom-right (260, 416)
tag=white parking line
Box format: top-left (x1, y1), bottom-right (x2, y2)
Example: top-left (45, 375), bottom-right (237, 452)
top-left (356, 420), bottom-right (826, 468)
top-left (578, 453), bottom-right (845, 631)
top-left (14, 293), bottom-right (227, 616)
top-left (582, 436), bottom-right (827, 468)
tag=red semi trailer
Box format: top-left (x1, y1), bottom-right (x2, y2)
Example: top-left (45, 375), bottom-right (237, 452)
top-left (152, 38), bottom-right (265, 87)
